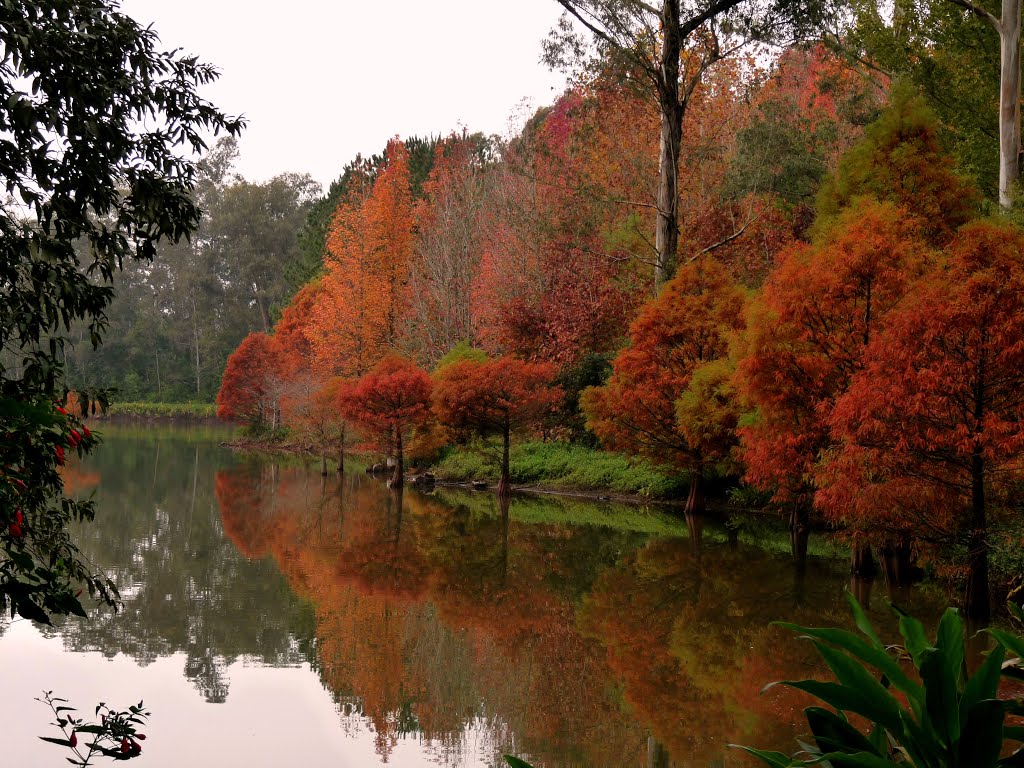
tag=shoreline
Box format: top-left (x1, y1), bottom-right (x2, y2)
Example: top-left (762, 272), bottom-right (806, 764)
top-left (219, 436), bottom-right (780, 517)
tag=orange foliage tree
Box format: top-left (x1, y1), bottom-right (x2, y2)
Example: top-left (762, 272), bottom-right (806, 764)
top-left (216, 332), bottom-right (285, 429)
top-left (581, 258), bottom-right (746, 515)
top-left (821, 220), bottom-right (1024, 620)
top-left (310, 140), bottom-right (414, 376)
top-left (433, 357), bottom-right (562, 496)
top-left (341, 356), bottom-right (432, 488)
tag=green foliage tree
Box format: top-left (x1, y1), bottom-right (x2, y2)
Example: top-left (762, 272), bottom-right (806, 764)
top-left (0, 0), bottom-right (242, 621)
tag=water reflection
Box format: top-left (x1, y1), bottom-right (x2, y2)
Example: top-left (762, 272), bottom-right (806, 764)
top-left (2, 427), bottom-right (950, 767)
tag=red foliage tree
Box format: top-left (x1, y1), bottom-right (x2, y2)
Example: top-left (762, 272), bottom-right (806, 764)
top-left (433, 356), bottom-right (562, 496)
top-left (581, 258), bottom-right (746, 515)
top-left (340, 356), bottom-right (433, 488)
top-left (216, 332), bottom-right (285, 428)
top-left (736, 199), bottom-right (932, 527)
top-left (822, 220), bottom-right (1024, 620)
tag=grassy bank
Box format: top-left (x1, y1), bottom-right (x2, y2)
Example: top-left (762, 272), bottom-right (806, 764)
top-left (430, 440), bottom-right (688, 499)
top-left (104, 401), bottom-right (218, 419)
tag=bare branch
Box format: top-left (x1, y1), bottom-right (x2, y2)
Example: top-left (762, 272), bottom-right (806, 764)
top-left (943, 0), bottom-right (1002, 32)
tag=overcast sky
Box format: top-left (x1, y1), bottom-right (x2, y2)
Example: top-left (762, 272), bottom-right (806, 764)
top-left (119, 0), bottom-right (569, 190)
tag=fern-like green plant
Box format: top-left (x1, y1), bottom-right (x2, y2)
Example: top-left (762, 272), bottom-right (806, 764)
top-left (733, 596), bottom-right (1024, 767)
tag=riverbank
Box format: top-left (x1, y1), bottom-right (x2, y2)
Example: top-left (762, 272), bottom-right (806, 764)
top-left (101, 401), bottom-right (218, 420)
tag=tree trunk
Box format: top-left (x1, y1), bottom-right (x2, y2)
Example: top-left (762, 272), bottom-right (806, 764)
top-left (654, 0), bottom-right (683, 288)
top-left (999, 0), bottom-right (1021, 208)
top-left (850, 539), bottom-right (876, 578)
top-left (647, 735), bottom-right (670, 768)
top-left (497, 422), bottom-right (511, 498)
top-left (320, 453), bottom-right (327, 476)
top-left (337, 446), bottom-right (345, 474)
top-left (391, 426), bottom-right (404, 489)
top-left (965, 449), bottom-right (991, 621)
top-left (684, 470), bottom-right (704, 517)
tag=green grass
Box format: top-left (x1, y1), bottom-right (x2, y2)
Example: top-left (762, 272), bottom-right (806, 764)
top-left (105, 401), bottom-right (218, 419)
top-left (431, 439), bottom-right (687, 499)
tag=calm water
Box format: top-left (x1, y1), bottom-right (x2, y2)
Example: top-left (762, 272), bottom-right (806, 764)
top-left (1, 425), bottom-right (948, 767)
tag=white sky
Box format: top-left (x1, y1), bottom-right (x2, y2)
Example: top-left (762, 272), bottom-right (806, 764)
top-left (119, 0), bottom-right (569, 190)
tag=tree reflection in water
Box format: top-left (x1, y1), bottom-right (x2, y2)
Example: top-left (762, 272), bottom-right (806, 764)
top-left (37, 428), bottom-right (948, 767)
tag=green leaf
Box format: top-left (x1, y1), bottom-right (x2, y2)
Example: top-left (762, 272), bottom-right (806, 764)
top-left (846, 592), bottom-right (884, 649)
top-left (822, 751), bottom-right (901, 767)
top-left (38, 736), bottom-right (73, 747)
top-left (961, 645), bottom-right (1006, 731)
top-left (893, 607), bottom-right (929, 665)
top-left (957, 699), bottom-right (1005, 768)
top-left (805, 707), bottom-right (882, 756)
top-left (920, 648), bottom-right (959, 746)
top-left (989, 628), bottom-right (1024, 662)
top-left (811, 642), bottom-right (905, 731)
top-left (774, 622), bottom-right (923, 707)
top-left (935, 608), bottom-right (965, 690)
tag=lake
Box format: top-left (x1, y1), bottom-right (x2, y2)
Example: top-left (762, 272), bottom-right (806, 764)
top-left (0, 425), bottom-right (949, 767)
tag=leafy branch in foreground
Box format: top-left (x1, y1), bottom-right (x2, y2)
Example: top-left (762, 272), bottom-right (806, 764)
top-left (38, 691), bottom-right (149, 765)
top-left (733, 595), bottom-right (1024, 767)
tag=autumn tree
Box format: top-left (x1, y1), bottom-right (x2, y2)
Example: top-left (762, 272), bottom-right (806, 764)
top-left (216, 333), bottom-right (285, 430)
top-left (340, 356), bottom-right (433, 488)
top-left (814, 85), bottom-right (979, 245)
top-left (404, 134), bottom-right (493, 366)
top-left (309, 140), bottom-right (414, 376)
top-left (285, 377), bottom-right (359, 475)
top-left (821, 220), bottom-right (1024, 620)
top-left (737, 199), bottom-right (932, 534)
top-left (434, 357), bottom-right (562, 496)
top-left (545, 0), bottom-right (818, 285)
top-left (581, 258), bottom-right (746, 515)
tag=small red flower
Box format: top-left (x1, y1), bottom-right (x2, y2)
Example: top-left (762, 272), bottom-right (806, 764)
top-left (120, 737), bottom-right (130, 753)
top-left (55, 405), bottom-right (67, 415)
top-left (9, 523), bottom-right (22, 538)
top-left (135, 734), bottom-right (146, 740)
top-left (69, 732), bottom-right (77, 748)
top-left (82, 426), bottom-right (91, 439)
top-left (14, 510), bottom-right (23, 525)
top-left (69, 430), bottom-right (81, 447)
top-left (55, 445), bottom-right (65, 465)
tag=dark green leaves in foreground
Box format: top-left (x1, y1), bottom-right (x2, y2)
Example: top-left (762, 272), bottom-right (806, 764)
top-left (733, 594), bottom-right (1024, 767)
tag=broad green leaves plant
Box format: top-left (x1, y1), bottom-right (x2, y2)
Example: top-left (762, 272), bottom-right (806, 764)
top-left (734, 595), bottom-right (1024, 767)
